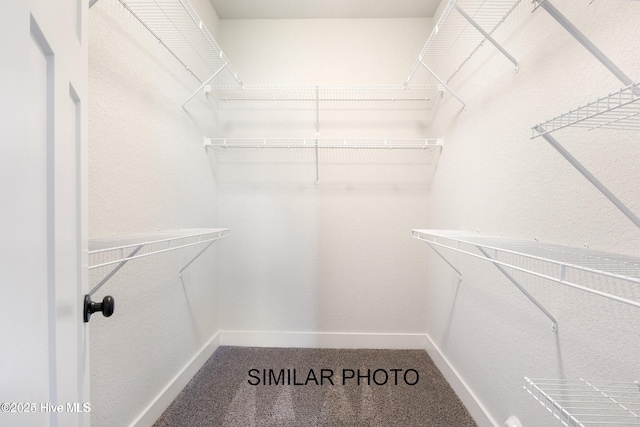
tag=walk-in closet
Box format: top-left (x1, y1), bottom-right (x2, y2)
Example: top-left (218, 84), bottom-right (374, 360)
top-left (2, 0), bottom-right (640, 426)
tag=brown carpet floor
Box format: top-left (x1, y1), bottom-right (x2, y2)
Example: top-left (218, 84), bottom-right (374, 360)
top-left (154, 346), bottom-right (477, 426)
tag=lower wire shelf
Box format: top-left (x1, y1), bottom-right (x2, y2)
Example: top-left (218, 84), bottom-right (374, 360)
top-left (412, 229), bottom-right (640, 309)
top-left (86, 228), bottom-right (229, 322)
top-left (524, 378), bottom-right (640, 426)
top-left (412, 229), bottom-right (640, 331)
top-left (89, 228), bottom-right (230, 271)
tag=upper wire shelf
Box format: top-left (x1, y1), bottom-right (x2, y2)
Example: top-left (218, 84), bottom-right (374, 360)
top-left (412, 229), bottom-right (640, 309)
top-left (117, 0), bottom-right (242, 86)
top-left (207, 84), bottom-right (442, 109)
top-left (525, 378), bottom-right (640, 426)
top-left (532, 83), bottom-right (640, 137)
top-left (205, 138), bottom-right (444, 150)
top-left (404, 0), bottom-right (521, 87)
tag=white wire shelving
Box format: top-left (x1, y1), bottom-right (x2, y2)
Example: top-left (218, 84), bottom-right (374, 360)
top-left (532, 83), bottom-right (640, 137)
top-left (207, 84), bottom-right (442, 109)
top-left (404, 0), bottom-right (522, 109)
top-left (412, 229), bottom-right (640, 331)
top-left (204, 138), bottom-right (444, 150)
top-left (89, 228), bottom-right (229, 296)
top-left (524, 378), bottom-right (640, 426)
top-left (207, 139), bottom-right (443, 184)
top-left (113, 0), bottom-right (243, 108)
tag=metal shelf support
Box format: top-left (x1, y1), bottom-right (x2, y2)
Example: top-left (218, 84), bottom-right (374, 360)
top-left (424, 241), bottom-right (464, 282)
top-left (315, 85), bottom-right (320, 185)
top-left (89, 229), bottom-right (229, 291)
top-left (476, 246), bottom-right (558, 332)
top-left (182, 64), bottom-right (227, 110)
top-left (178, 240), bottom-right (217, 278)
top-left (419, 233), bottom-right (558, 331)
top-left (533, 0), bottom-right (633, 86)
top-left (454, 5), bottom-right (519, 73)
top-left (419, 61), bottom-right (468, 111)
top-left (536, 128), bottom-right (640, 231)
top-left (89, 245), bottom-right (144, 297)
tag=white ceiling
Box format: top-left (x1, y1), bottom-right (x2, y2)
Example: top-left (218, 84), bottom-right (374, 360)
top-left (208, 0), bottom-right (442, 19)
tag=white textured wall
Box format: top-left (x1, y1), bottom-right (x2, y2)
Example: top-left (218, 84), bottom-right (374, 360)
top-left (423, 1), bottom-right (640, 425)
top-left (88, 0), bottom-right (222, 425)
top-left (214, 18), bottom-right (436, 336)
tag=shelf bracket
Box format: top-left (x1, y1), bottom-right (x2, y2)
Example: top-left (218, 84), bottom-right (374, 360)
top-left (424, 241), bottom-right (463, 283)
top-left (89, 244), bottom-right (145, 296)
top-left (475, 246), bottom-right (558, 332)
top-left (454, 5), bottom-right (519, 73)
top-left (535, 128), bottom-right (640, 230)
top-left (89, 0), bottom-right (99, 8)
top-left (534, 0), bottom-right (632, 86)
top-left (419, 61), bottom-right (467, 111)
top-left (178, 240), bottom-right (217, 278)
top-left (181, 63), bottom-right (227, 110)
top-left (315, 85), bottom-right (320, 185)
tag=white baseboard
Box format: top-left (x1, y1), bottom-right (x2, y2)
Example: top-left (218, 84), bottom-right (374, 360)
top-left (423, 333), bottom-right (499, 427)
top-left (130, 332), bottom-right (221, 427)
top-left (220, 330), bottom-right (428, 349)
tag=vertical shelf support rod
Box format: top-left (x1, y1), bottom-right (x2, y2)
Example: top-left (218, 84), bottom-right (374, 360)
top-left (537, 130), bottom-right (640, 230)
top-left (89, 245), bottom-right (145, 296)
top-left (315, 85), bottom-right (320, 185)
top-left (475, 246), bottom-right (558, 332)
top-left (454, 5), bottom-right (519, 72)
top-left (535, 0), bottom-right (633, 86)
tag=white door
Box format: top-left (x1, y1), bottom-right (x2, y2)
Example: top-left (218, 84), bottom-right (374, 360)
top-left (0, 0), bottom-right (89, 426)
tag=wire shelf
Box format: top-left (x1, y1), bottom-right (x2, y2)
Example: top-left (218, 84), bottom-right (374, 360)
top-left (525, 378), bottom-right (640, 426)
top-left (89, 228), bottom-right (229, 270)
top-left (205, 138), bottom-right (444, 150)
top-left (405, 0), bottom-right (522, 86)
top-left (532, 83), bottom-right (640, 137)
top-left (207, 84), bottom-right (442, 109)
top-left (412, 229), bottom-right (640, 309)
top-left (118, 0), bottom-right (241, 85)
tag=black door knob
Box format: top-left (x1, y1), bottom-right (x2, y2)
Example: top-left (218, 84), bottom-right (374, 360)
top-left (84, 294), bottom-right (115, 322)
